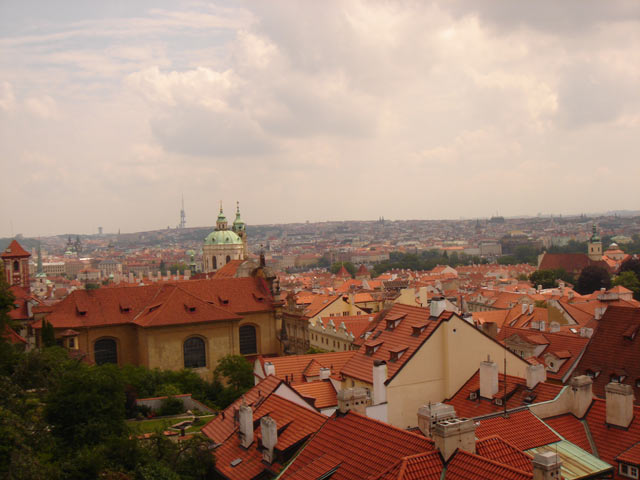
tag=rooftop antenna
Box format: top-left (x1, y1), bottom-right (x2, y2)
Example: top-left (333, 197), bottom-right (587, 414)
top-left (503, 345), bottom-right (508, 418)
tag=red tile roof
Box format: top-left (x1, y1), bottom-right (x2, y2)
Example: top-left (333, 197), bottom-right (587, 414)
top-left (212, 259), bottom-right (245, 278)
top-left (373, 451), bottom-right (443, 480)
top-left (36, 277), bottom-right (273, 330)
top-left (617, 442), bottom-right (640, 466)
top-left (317, 314), bottom-right (376, 338)
top-left (201, 375), bottom-right (283, 444)
top-left (445, 450), bottom-right (532, 480)
top-left (476, 435), bottom-right (533, 473)
top-left (1, 240), bottom-right (30, 258)
top-left (340, 304), bottom-right (450, 384)
top-left (213, 393), bottom-right (327, 480)
top-left (584, 398), bottom-right (640, 472)
top-left (498, 326), bottom-right (589, 381)
top-left (258, 351), bottom-right (356, 385)
top-left (573, 306), bottom-right (640, 402)
top-left (543, 414), bottom-right (592, 453)
top-left (280, 411), bottom-right (435, 480)
top-left (292, 381), bottom-right (338, 409)
top-left (474, 410), bottom-right (561, 451)
top-left (446, 371), bottom-right (563, 418)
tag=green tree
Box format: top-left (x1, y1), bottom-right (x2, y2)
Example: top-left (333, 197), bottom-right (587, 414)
top-left (613, 270), bottom-right (640, 300)
top-left (214, 355), bottom-right (253, 392)
top-left (620, 257), bottom-right (640, 278)
top-left (41, 319), bottom-right (56, 348)
top-left (330, 262), bottom-right (356, 277)
top-left (0, 276), bottom-right (16, 337)
top-left (575, 265), bottom-right (612, 295)
top-left (45, 363), bottom-right (126, 449)
top-left (529, 269), bottom-right (574, 289)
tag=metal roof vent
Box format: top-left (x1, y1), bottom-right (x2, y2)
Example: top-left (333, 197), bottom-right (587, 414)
top-left (230, 458), bottom-right (243, 467)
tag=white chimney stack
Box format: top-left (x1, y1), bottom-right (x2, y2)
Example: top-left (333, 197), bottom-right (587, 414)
top-left (264, 361), bottom-right (276, 377)
top-left (529, 303), bottom-right (534, 314)
top-left (319, 367), bottom-right (331, 380)
top-left (372, 360), bottom-right (387, 405)
top-left (569, 376), bottom-right (593, 418)
top-left (479, 358), bottom-right (499, 399)
top-left (260, 415), bottom-right (277, 464)
top-left (433, 418), bottom-right (476, 462)
top-left (521, 303), bottom-right (528, 314)
top-left (239, 402), bottom-right (254, 448)
top-left (526, 364), bottom-right (546, 389)
top-left (606, 382), bottom-right (634, 428)
top-left (430, 297), bottom-right (447, 318)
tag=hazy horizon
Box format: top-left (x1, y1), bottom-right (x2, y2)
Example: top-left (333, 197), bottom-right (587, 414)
top-left (2, 1), bottom-right (639, 238)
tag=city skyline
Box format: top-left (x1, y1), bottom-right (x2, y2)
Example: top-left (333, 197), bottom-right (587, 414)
top-left (1, 1), bottom-right (639, 237)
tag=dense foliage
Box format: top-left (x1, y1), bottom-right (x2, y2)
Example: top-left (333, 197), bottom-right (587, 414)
top-left (529, 269), bottom-right (575, 289)
top-left (575, 265), bottom-right (612, 295)
top-left (373, 250), bottom-right (489, 276)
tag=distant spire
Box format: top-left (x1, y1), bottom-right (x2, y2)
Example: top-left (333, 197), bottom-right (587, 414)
top-left (220, 200), bottom-right (223, 214)
top-left (37, 240), bottom-right (43, 274)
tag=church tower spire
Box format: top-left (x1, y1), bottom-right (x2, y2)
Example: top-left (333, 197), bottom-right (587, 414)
top-left (216, 202), bottom-right (228, 231)
top-left (588, 223), bottom-right (602, 261)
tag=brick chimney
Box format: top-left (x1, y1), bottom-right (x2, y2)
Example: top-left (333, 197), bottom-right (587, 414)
top-left (260, 415), bottom-right (277, 464)
top-left (417, 403), bottom-right (456, 437)
top-left (481, 321), bottom-right (498, 339)
top-left (432, 418), bottom-right (476, 461)
top-left (372, 360), bottom-right (387, 406)
top-left (569, 376), bottom-right (593, 418)
top-left (605, 382), bottom-right (635, 428)
top-left (239, 402), bottom-right (254, 448)
top-left (532, 451), bottom-right (562, 480)
top-left (480, 358), bottom-right (499, 399)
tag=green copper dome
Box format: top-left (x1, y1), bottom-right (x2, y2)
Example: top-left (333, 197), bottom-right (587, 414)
top-left (204, 230), bottom-right (243, 246)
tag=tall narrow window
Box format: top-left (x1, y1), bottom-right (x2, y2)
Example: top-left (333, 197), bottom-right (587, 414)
top-left (94, 338), bottom-right (117, 365)
top-left (239, 325), bottom-right (257, 355)
top-left (184, 337), bottom-right (206, 368)
top-left (13, 260), bottom-right (19, 272)
top-left (226, 255), bottom-right (231, 264)
top-left (212, 257), bottom-right (217, 270)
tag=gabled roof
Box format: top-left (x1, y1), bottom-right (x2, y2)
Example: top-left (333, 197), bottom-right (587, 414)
top-left (212, 393), bottom-right (327, 480)
top-left (445, 450), bottom-right (532, 480)
top-left (1, 240), bottom-right (30, 258)
top-left (573, 306), bottom-right (640, 402)
top-left (37, 277), bottom-right (273, 330)
top-left (373, 451), bottom-right (443, 480)
top-left (201, 375), bottom-right (283, 444)
top-left (475, 436), bottom-right (533, 473)
top-left (340, 304), bottom-right (452, 384)
top-left (474, 410), bottom-right (561, 451)
top-left (212, 259), bottom-right (245, 278)
top-left (292, 381), bottom-right (338, 409)
top-left (257, 351), bottom-right (357, 385)
top-left (542, 415), bottom-right (592, 453)
top-left (280, 411), bottom-right (435, 480)
top-left (498, 326), bottom-right (590, 381)
top-left (446, 371), bottom-right (562, 418)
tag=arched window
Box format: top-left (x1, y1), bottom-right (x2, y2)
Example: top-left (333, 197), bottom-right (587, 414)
top-left (13, 260), bottom-right (19, 272)
top-left (239, 325), bottom-right (257, 355)
top-left (226, 255), bottom-right (231, 264)
top-left (94, 338), bottom-right (117, 365)
top-left (184, 337), bottom-right (206, 368)
top-left (212, 257), bottom-right (217, 270)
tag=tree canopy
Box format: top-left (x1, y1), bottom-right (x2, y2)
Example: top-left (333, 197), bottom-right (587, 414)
top-left (575, 265), bottom-right (611, 295)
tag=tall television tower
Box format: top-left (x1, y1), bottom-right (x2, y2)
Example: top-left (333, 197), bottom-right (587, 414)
top-left (179, 194), bottom-right (186, 229)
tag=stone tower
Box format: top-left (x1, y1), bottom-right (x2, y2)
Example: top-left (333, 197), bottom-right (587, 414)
top-left (588, 224), bottom-right (602, 261)
top-left (1, 239), bottom-right (31, 292)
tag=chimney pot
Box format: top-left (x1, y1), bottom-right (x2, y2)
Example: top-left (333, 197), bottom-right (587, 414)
top-left (432, 418), bottom-right (476, 462)
top-left (372, 360), bottom-right (387, 405)
top-left (569, 375), bottom-right (593, 418)
top-left (260, 415), bottom-right (277, 464)
top-left (532, 451), bottom-right (562, 480)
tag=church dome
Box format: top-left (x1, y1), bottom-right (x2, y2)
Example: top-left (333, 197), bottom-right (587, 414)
top-left (204, 230), bottom-right (243, 246)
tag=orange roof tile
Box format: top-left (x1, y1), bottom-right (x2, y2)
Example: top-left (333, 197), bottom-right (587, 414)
top-left (340, 304), bottom-right (452, 384)
top-left (542, 414), bottom-right (592, 453)
top-left (292, 381), bottom-right (338, 409)
top-left (259, 351), bottom-right (357, 385)
top-left (445, 450), bottom-right (532, 480)
top-left (280, 411), bottom-right (435, 480)
top-left (474, 410), bottom-right (561, 451)
top-left (1, 240), bottom-right (30, 258)
top-left (476, 435), bottom-right (533, 473)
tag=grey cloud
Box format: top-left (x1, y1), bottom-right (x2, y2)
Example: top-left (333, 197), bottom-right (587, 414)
top-left (150, 106), bottom-right (276, 157)
top-left (444, 0), bottom-right (640, 33)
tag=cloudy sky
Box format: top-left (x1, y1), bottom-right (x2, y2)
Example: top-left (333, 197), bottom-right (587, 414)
top-left (1, 0), bottom-right (639, 237)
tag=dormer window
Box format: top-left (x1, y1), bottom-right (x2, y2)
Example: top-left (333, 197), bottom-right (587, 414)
top-left (586, 369), bottom-right (600, 379)
top-left (364, 340), bottom-right (383, 356)
top-left (620, 464), bottom-right (639, 479)
top-left (388, 346), bottom-right (408, 362)
top-left (469, 391), bottom-right (478, 400)
top-left (385, 313), bottom-right (406, 331)
top-left (494, 398), bottom-right (503, 406)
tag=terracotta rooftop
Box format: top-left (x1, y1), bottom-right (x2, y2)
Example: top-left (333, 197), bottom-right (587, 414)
top-left (257, 351), bottom-right (357, 385)
top-left (292, 381), bottom-right (338, 409)
top-left (1, 239), bottom-right (30, 258)
top-left (445, 450), bottom-right (532, 480)
top-left (573, 306), bottom-right (640, 402)
top-left (446, 371), bottom-right (563, 418)
top-left (340, 303), bottom-right (452, 384)
top-left (280, 411), bottom-right (435, 480)
top-left (474, 410), bottom-right (561, 451)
